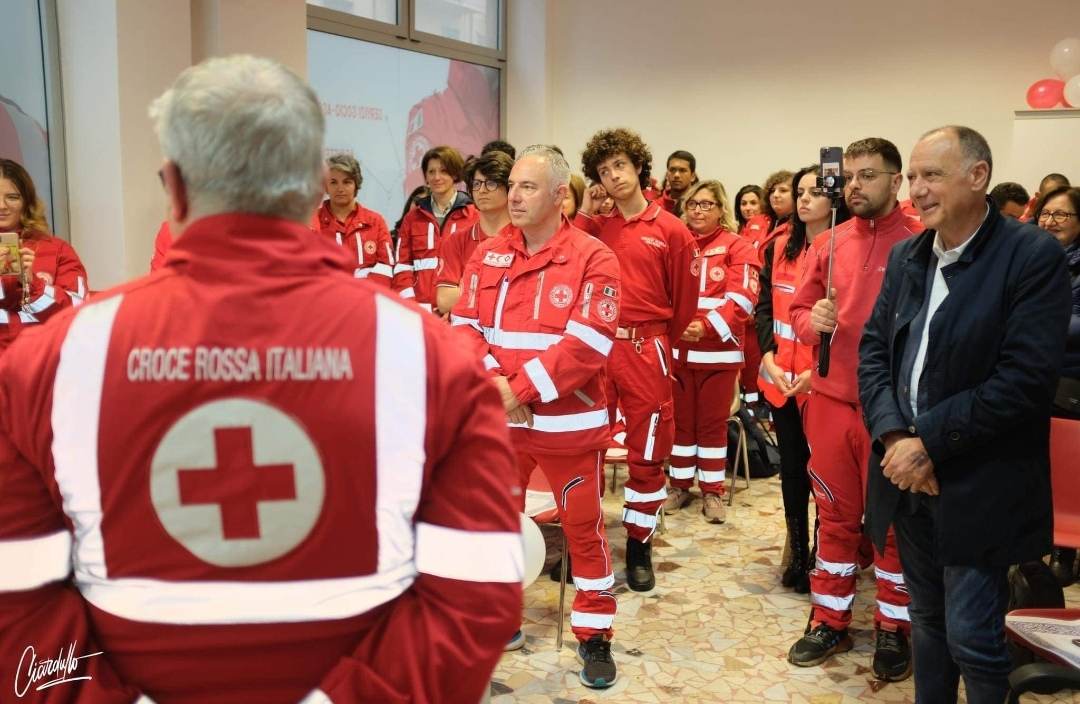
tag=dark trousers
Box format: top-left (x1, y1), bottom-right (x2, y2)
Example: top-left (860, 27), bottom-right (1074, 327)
top-left (770, 396), bottom-right (811, 524)
top-left (894, 499), bottom-right (1011, 704)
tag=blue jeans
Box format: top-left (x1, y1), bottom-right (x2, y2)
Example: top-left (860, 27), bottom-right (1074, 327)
top-left (894, 499), bottom-right (1011, 704)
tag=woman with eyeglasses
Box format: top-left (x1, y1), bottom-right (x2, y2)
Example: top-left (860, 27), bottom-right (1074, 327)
top-left (311, 154), bottom-right (394, 286)
top-left (1034, 185), bottom-right (1080, 586)
top-left (664, 180), bottom-right (761, 523)
top-left (0, 158), bottom-right (88, 357)
top-left (435, 151), bottom-right (514, 315)
top-left (757, 166), bottom-right (850, 592)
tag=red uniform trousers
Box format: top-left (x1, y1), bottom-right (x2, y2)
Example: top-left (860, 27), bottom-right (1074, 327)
top-left (804, 392), bottom-right (911, 633)
top-left (670, 367), bottom-right (738, 496)
top-left (740, 319), bottom-right (762, 402)
top-left (516, 450), bottom-right (616, 642)
top-left (607, 335), bottom-right (675, 543)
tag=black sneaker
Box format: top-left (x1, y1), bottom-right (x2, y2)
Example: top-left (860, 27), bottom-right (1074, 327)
top-left (577, 635), bottom-right (617, 688)
top-left (625, 537), bottom-right (655, 592)
top-left (787, 623), bottom-right (853, 667)
top-left (872, 629), bottom-right (912, 681)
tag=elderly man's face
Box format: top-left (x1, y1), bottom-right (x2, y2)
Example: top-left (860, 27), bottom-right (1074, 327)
top-left (906, 132), bottom-right (986, 233)
top-left (508, 156), bottom-right (563, 230)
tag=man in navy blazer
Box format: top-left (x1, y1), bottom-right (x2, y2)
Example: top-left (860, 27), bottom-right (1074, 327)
top-left (858, 125), bottom-right (1071, 703)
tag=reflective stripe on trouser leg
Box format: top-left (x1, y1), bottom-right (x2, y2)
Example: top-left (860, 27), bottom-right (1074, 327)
top-left (803, 392), bottom-right (871, 631)
top-left (695, 368), bottom-right (737, 496)
top-left (533, 449), bottom-right (617, 641)
top-left (873, 525), bottom-right (912, 632)
top-left (669, 366), bottom-right (697, 489)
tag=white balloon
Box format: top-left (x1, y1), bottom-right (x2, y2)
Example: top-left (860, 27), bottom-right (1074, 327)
top-left (1050, 37), bottom-right (1080, 79)
top-left (1065, 75), bottom-right (1080, 109)
top-left (521, 513), bottom-right (546, 588)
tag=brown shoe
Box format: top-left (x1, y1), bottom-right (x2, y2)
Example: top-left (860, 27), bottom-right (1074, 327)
top-left (663, 486), bottom-right (693, 514)
top-left (702, 493), bottom-right (727, 523)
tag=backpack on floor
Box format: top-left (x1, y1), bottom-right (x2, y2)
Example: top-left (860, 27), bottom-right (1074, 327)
top-left (727, 408), bottom-right (780, 479)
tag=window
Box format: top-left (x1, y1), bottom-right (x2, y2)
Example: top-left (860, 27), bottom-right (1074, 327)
top-left (414, 0), bottom-right (500, 51)
top-left (0, 0), bottom-right (66, 236)
top-left (308, 29), bottom-right (500, 226)
top-left (307, 0), bottom-right (397, 26)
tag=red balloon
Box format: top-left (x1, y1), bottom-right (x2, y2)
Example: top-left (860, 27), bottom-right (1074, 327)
top-left (1027, 78), bottom-right (1065, 109)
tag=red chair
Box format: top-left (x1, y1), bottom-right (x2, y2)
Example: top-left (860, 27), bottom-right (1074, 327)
top-left (1005, 417), bottom-right (1080, 702)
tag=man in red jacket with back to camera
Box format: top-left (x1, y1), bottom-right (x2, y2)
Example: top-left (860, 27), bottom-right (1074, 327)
top-left (787, 138), bottom-right (921, 681)
top-left (574, 128), bottom-right (700, 592)
top-left (0, 55), bottom-right (521, 704)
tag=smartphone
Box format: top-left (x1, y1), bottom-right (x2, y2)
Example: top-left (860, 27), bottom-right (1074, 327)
top-left (818, 146), bottom-right (844, 196)
top-left (0, 233), bottom-right (21, 276)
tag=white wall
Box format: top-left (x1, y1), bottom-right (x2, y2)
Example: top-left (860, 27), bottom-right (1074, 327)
top-left (539, 0), bottom-right (1080, 196)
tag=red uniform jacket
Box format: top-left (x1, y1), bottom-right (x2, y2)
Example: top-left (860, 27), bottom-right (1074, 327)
top-left (311, 200), bottom-right (395, 287)
top-left (672, 227), bottom-right (759, 369)
top-left (757, 235), bottom-right (815, 407)
top-left (451, 220), bottom-right (620, 454)
top-left (0, 214), bottom-right (521, 704)
top-left (790, 205), bottom-right (922, 404)
top-left (393, 194), bottom-right (479, 305)
top-left (574, 202), bottom-right (700, 341)
top-left (150, 221), bottom-right (172, 272)
top-left (436, 221), bottom-right (513, 290)
top-left (739, 214), bottom-right (773, 247)
top-left (0, 229), bottom-right (88, 357)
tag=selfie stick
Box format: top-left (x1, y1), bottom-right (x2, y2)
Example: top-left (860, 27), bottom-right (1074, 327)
top-left (818, 204), bottom-right (838, 377)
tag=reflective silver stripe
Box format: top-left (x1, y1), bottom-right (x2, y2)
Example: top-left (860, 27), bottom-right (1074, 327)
top-left (369, 263), bottom-right (394, 277)
top-left (394, 263), bottom-right (415, 273)
top-left (523, 357), bottom-right (558, 402)
top-left (415, 522), bottom-right (523, 583)
top-left (612, 431), bottom-right (627, 444)
top-left (483, 327), bottom-right (563, 351)
top-left (483, 354), bottom-right (500, 370)
top-left (706, 310), bottom-right (733, 341)
top-left (298, 689), bottom-right (333, 704)
top-left (623, 487), bottom-right (667, 503)
top-left (642, 411), bottom-right (659, 461)
top-left (698, 296), bottom-right (725, 308)
top-left (0, 309), bottom-right (7, 323)
top-left (621, 508), bottom-right (658, 528)
top-left (25, 285), bottom-right (57, 314)
top-left (507, 409), bottom-right (609, 433)
top-left (335, 232), bottom-right (343, 245)
top-left (671, 444), bottom-right (697, 457)
top-left (810, 592), bottom-right (855, 611)
top-left (450, 313), bottom-right (479, 327)
top-left (0, 530), bottom-right (72, 591)
top-left (668, 465), bottom-right (696, 479)
top-left (493, 277), bottom-right (509, 330)
top-left (413, 257), bottom-right (439, 271)
top-left (697, 469), bottom-right (725, 483)
top-left (815, 556), bottom-right (858, 577)
top-left (565, 320), bottom-right (613, 356)
top-left (426, 222), bottom-right (435, 250)
top-left (875, 567), bottom-right (905, 584)
top-left (775, 283), bottom-right (796, 294)
top-left (573, 573), bottom-right (615, 591)
top-left (570, 611), bottom-right (614, 629)
top-left (654, 339), bottom-right (668, 376)
top-left (398, 287), bottom-right (416, 299)
top-left (728, 291), bottom-right (754, 315)
top-left (18, 311), bottom-right (39, 323)
top-left (877, 601), bottom-right (911, 621)
top-left (697, 446), bottom-right (727, 459)
top-left (678, 349), bottom-right (743, 364)
top-left (773, 320), bottom-right (795, 341)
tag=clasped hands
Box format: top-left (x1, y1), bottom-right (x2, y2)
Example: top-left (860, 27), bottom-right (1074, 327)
top-left (492, 375), bottom-right (534, 427)
top-left (881, 431), bottom-right (939, 496)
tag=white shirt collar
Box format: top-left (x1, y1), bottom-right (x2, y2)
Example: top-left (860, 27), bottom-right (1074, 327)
top-left (932, 203), bottom-right (989, 263)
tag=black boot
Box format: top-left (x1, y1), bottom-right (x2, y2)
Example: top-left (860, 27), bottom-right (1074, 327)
top-left (782, 515), bottom-right (811, 594)
top-left (625, 537), bottom-right (655, 592)
top-left (1049, 546), bottom-right (1077, 587)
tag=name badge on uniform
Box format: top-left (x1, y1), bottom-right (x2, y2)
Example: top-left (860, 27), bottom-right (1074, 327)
top-left (702, 246), bottom-right (727, 256)
top-left (483, 251), bottom-right (515, 268)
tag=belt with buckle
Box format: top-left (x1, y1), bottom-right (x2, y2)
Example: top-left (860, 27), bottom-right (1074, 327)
top-left (615, 322), bottom-right (667, 340)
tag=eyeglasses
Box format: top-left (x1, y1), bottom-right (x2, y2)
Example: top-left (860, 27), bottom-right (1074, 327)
top-left (685, 199), bottom-right (718, 212)
top-left (471, 179), bottom-right (504, 193)
top-left (1037, 210), bottom-right (1078, 224)
top-left (842, 169), bottom-right (899, 185)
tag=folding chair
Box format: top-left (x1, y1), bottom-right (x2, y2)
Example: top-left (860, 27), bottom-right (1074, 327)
top-left (726, 378), bottom-right (751, 506)
top-left (523, 466), bottom-right (571, 649)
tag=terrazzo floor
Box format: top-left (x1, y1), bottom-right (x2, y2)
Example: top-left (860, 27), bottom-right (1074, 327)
top-left (491, 466), bottom-right (1080, 703)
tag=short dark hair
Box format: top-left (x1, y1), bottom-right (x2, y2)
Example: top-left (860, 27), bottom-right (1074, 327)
top-left (733, 184), bottom-right (765, 229)
top-left (1040, 172), bottom-right (1070, 193)
top-left (989, 182), bottom-right (1030, 210)
top-left (1033, 185), bottom-right (1080, 224)
top-left (666, 150), bottom-right (697, 173)
top-left (923, 125), bottom-right (993, 183)
top-left (581, 128), bottom-right (652, 190)
top-left (481, 140), bottom-right (516, 160)
top-left (844, 137), bottom-right (902, 173)
top-left (463, 150), bottom-right (514, 195)
top-left (421, 145), bottom-right (465, 181)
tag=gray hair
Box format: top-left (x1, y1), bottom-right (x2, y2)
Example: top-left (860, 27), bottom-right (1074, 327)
top-left (922, 125), bottom-right (993, 184)
top-left (149, 55), bottom-right (325, 222)
top-left (327, 153), bottom-right (362, 189)
top-left (518, 144), bottom-right (571, 193)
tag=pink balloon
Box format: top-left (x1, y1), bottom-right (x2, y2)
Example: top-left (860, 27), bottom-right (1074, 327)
top-left (1027, 78), bottom-right (1065, 109)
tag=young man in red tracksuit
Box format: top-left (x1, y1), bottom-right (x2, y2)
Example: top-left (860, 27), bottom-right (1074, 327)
top-left (665, 180), bottom-right (759, 523)
top-left (575, 128), bottom-right (700, 592)
top-left (787, 138), bottom-right (922, 681)
top-left (452, 145), bottom-right (621, 689)
top-left (311, 154), bottom-right (395, 287)
top-left (0, 56), bottom-right (522, 704)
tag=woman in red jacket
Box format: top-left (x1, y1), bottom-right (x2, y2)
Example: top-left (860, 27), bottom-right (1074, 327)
top-left (311, 154), bottom-right (394, 286)
top-left (0, 159), bottom-right (88, 357)
top-left (756, 165), bottom-right (849, 591)
top-left (734, 184), bottom-right (765, 235)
